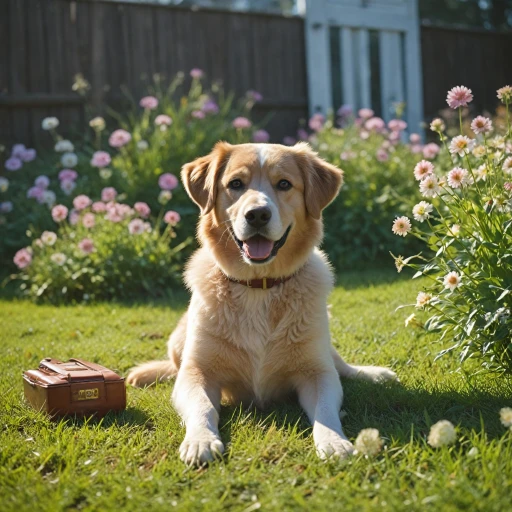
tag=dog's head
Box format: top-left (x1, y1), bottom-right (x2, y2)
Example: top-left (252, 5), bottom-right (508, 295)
top-left (181, 142), bottom-right (343, 278)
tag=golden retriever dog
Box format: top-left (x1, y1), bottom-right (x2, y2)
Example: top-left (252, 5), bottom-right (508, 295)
top-left (127, 142), bottom-right (397, 466)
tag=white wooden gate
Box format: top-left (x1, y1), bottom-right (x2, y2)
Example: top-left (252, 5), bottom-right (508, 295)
top-left (305, 0), bottom-right (423, 131)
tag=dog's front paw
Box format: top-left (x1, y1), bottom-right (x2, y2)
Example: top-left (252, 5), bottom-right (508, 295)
top-left (179, 432), bottom-right (224, 466)
top-left (354, 365), bottom-right (398, 384)
top-left (315, 435), bottom-right (354, 460)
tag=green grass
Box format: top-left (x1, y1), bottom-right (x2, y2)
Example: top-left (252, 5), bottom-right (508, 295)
top-left (1, 270), bottom-right (511, 511)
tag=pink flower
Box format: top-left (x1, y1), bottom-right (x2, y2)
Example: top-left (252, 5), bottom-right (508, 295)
top-left (422, 143), bottom-right (440, 160)
top-left (34, 175), bottom-right (50, 189)
top-left (90, 151), bottom-right (111, 168)
top-left (128, 218), bottom-right (146, 235)
top-left (59, 169), bottom-right (78, 181)
top-left (446, 85), bottom-right (473, 109)
top-left (389, 130), bottom-right (401, 144)
top-left (82, 213), bottom-right (95, 228)
top-left (192, 110), bottom-right (205, 119)
top-left (190, 68), bottom-right (204, 79)
top-left (447, 167), bottom-right (470, 188)
top-left (11, 144), bottom-right (26, 158)
top-left (504, 182), bottom-right (512, 192)
top-left (139, 96), bottom-right (158, 110)
top-left (411, 144), bottom-right (423, 154)
top-left (92, 201), bottom-right (107, 213)
top-left (388, 119), bottom-right (407, 132)
top-left (109, 129), bottom-right (132, 148)
top-left (376, 149), bottom-right (389, 162)
top-left (337, 105), bottom-right (353, 117)
top-left (391, 216), bottom-right (411, 237)
top-left (410, 133), bottom-right (421, 144)
top-left (69, 209), bottom-right (80, 225)
top-left (101, 187), bottom-right (117, 202)
top-left (365, 117), bottom-right (385, 132)
top-left (164, 210), bottom-right (181, 225)
top-left (232, 117), bottom-right (252, 129)
top-left (27, 186), bottom-right (45, 201)
top-left (134, 202), bottom-right (151, 218)
top-left (202, 99), bottom-right (219, 114)
top-left (246, 90), bottom-right (263, 102)
top-left (52, 204), bottom-right (68, 222)
top-left (252, 130), bottom-right (270, 143)
top-left (60, 179), bottom-right (76, 195)
top-left (358, 108), bottom-right (374, 119)
top-left (283, 136), bottom-right (296, 146)
top-left (308, 113), bottom-right (325, 132)
top-left (0, 201), bottom-right (13, 213)
top-left (155, 115), bottom-right (172, 127)
top-left (5, 157), bottom-right (22, 171)
top-left (158, 173), bottom-right (179, 190)
top-left (297, 129), bottom-right (309, 141)
top-left (20, 149), bottom-right (36, 162)
top-left (414, 160), bottom-right (435, 181)
top-left (470, 116), bottom-right (493, 135)
top-left (73, 194), bottom-right (92, 211)
top-left (13, 248), bottom-right (32, 269)
top-left (78, 238), bottom-right (95, 254)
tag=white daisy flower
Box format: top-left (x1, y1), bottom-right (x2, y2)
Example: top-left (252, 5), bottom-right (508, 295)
top-left (51, 253), bottom-right (67, 266)
top-left (414, 160), bottom-right (434, 181)
top-left (419, 175), bottom-right (441, 198)
top-left (354, 428), bottom-right (383, 456)
top-left (412, 201), bottom-right (433, 222)
top-left (41, 231), bottom-right (57, 246)
top-left (416, 292), bottom-right (433, 308)
top-left (447, 167), bottom-right (470, 188)
top-left (443, 271), bottom-right (461, 291)
top-left (427, 420), bottom-right (456, 448)
top-left (392, 216), bottom-right (411, 237)
top-left (449, 135), bottom-right (475, 157)
top-left (447, 224), bottom-right (461, 237)
top-left (54, 140), bottom-right (74, 153)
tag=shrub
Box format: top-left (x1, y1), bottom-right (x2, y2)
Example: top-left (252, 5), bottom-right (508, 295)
top-left (394, 85), bottom-right (512, 374)
top-left (11, 196), bottom-right (188, 302)
top-left (302, 109), bottom-right (434, 269)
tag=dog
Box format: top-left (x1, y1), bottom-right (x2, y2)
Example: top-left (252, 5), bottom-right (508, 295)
top-left (126, 142), bottom-right (397, 466)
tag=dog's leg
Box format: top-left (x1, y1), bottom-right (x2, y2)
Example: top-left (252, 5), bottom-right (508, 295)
top-left (296, 370), bottom-right (354, 459)
top-left (331, 347), bottom-right (398, 383)
top-left (172, 366), bottom-right (224, 466)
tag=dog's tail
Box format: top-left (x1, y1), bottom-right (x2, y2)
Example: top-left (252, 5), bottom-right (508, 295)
top-left (126, 360), bottom-right (177, 388)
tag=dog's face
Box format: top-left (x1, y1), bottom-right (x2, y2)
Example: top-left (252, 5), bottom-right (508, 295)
top-left (182, 142), bottom-right (343, 278)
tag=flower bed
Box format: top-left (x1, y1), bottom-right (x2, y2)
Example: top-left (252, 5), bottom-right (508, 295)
top-left (393, 85), bottom-right (512, 374)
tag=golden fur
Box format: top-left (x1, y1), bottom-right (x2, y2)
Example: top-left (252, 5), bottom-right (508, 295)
top-left (127, 142), bottom-right (397, 466)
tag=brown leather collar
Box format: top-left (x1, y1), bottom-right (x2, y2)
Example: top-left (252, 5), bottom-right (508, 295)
top-left (226, 274), bottom-right (292, 290)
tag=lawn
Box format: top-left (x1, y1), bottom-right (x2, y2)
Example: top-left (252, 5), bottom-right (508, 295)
top-left (1, 270), bottom-right (511, 511)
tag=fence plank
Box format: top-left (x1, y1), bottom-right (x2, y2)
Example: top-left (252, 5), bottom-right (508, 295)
top-left (379, 31), bottom-right (405, 121)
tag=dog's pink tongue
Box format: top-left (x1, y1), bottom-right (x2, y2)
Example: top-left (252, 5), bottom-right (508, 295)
top-left (243, 235), bottom-right (274, 260)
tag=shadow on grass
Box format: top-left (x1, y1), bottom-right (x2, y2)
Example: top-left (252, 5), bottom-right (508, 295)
top-left (214, 377), bottom-right (512, 449)
top-left (58, 406), bottom-right (154, 429)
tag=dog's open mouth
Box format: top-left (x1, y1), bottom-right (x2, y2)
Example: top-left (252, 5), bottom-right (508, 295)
top-left (231, 226), bottom-right (291, 263)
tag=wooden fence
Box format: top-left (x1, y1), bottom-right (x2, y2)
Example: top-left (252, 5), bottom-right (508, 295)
top-left (1, 0), bottom-right (511, 147)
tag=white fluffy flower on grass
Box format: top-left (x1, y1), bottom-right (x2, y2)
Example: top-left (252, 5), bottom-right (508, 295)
top-left (354, 428), bottom-right (383, 456)
top-left (51, 253), bottom-right (67, 266)
top-left (443, 271), bottom-right (461, 292)
top-left (419, 175), bottom-right (441, 198)
top-left (392, 216), bottom-right (411, 237)
top-left (500, 407), bottom-right (512, 430)
top-left (449, 135), bottom-right (475, 157)
top-left (54, 140), bottom-right (74, 153)
top-left (412, 201), bottom-right (433, 222)
top-left (427, 420), bottom-right (456, 448)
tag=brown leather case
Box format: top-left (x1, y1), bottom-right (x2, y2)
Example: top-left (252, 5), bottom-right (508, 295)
top-left (23, 358), bottom-right (126, 417)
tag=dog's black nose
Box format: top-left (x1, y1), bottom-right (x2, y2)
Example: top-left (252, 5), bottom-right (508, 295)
top-left (245, 206), bottom-right (272, 228)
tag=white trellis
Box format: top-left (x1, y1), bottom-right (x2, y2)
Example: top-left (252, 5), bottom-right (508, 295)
top-left (305, 0), bottom-right (424, 132)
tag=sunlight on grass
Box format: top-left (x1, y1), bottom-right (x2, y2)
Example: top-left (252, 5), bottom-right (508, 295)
top-left (1, 271), bottom-right (511, 511)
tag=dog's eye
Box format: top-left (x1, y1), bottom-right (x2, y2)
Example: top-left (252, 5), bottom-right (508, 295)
top-left (229, 179), bottom-right (244, 190)
top-left (277, 179), bottom-right (292, 191)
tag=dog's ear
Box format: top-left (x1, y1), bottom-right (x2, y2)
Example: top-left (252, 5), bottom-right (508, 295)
top-left (293, 142), bottom-right (344, 219)
top-left (181, 142), bottom-right (232, 215)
